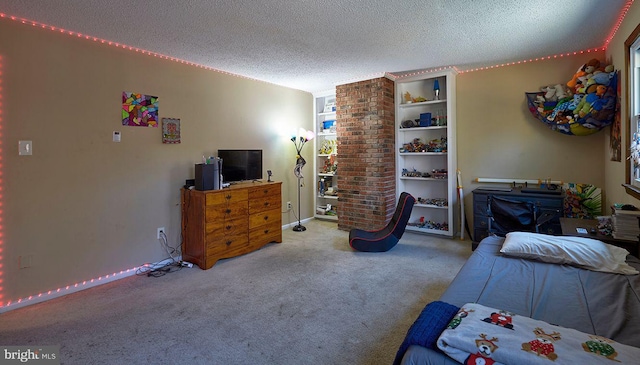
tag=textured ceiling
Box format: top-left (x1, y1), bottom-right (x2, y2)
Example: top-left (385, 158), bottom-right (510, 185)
top-left (0, 0), bottom-right (631, 93)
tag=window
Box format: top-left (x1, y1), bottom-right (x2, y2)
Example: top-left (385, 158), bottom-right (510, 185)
top-left (624, 24), bottom-right (640, 199)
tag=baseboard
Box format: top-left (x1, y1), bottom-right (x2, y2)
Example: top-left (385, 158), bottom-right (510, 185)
top-left (281, 217), bottom-right (314, 230)
top-left (0, 257), bottom-right (179, 314)
top-left (2, 221), bottom-right (317, 313)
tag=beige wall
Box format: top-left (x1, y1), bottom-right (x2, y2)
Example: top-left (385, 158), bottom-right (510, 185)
top-left (456, 52), bottom-right (607, 226)
top-left (1, 19), bottom-right (313, 301)
top-left (605, 0), bottom-right (640, 206)
top-left (456, 2), bottom-right (640, 227)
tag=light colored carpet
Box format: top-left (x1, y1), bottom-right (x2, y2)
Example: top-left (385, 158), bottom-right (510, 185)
top-left (0, 219), bottom-right (472, 365)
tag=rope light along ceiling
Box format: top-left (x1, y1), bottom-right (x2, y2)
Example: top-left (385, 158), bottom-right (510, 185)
top-left (0, 13), bottom-right (278, 87)
top-left (388, 0), bottom-right (635, 77)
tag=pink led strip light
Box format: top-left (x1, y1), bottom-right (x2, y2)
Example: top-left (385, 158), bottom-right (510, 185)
top-left (0, 12), bottom-right (267, 83)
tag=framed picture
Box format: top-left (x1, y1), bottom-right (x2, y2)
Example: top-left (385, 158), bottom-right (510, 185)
top-left (162, 118), bottom-right (181, 144)
top-left (122, 91), bottom-right (159, 127)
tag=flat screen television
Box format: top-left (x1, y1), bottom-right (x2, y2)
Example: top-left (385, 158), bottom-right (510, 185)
top-left (217, 149), bottom-right (263, 183)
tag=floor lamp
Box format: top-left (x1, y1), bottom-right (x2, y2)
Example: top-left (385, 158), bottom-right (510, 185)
top-left (291, 128), bottom-right (314, 232)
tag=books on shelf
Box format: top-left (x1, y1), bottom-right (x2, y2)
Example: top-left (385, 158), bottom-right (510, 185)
top-left (611, 206), bottom-right (640, 241)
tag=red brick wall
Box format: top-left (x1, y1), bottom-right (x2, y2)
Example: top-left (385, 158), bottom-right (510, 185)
top-left (336, 77), bottom-right (396, 231)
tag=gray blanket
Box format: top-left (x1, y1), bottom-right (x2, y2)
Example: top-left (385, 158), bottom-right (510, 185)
top-left (439, 235), bottom-right (640, 348)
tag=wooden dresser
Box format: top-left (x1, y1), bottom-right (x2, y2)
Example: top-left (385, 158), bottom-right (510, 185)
top-left (181, 181), bottom-right (282, 269)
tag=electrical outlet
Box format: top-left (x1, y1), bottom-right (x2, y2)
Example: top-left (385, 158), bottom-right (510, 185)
top-left (287, 201), bottom-right (292, 210)
top-left (157, 227), bottom-right (165, 239)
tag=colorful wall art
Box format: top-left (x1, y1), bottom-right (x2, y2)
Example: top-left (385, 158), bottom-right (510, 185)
top-left (162, 118), bottom-right (181, 144)
top-left (122, 92), bottom-right (159, 127)
top-left (563, 183), bottom-right (602, 219)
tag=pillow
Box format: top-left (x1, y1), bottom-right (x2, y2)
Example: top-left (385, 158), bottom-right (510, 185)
top-left (500, 232), bottom-right (639, 275)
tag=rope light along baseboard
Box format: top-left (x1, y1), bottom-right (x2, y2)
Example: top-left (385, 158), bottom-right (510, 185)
top-left (0, 267), bottom-right (141, 313)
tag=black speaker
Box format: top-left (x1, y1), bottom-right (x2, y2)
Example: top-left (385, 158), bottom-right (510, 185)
top-left (195, 163), bottom-right (220, 191)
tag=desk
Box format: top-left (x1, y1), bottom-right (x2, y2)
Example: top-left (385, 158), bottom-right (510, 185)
top-left (560, 217), bottom-right (639, 257)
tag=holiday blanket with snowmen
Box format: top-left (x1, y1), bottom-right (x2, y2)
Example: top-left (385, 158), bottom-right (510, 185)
top-left (437, 302), bottom-right (640, 364)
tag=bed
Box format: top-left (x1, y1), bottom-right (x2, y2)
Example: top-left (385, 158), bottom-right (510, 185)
top-left (396, 234), bottom-right (640, 365)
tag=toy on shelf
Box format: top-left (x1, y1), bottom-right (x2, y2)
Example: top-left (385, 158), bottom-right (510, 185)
top-left (417, 197), bottom-right (448, 207)
top-left (408, 217), bottom-right (449, 231)
top-left (525, 58), bottom-right (617, 136)
top-left (320, 155), bottom-right (337, 174)
top-left (399, 137), bottom-right (447, 153)
top-left (402, 168), bottom-right (431, 178)
top-left (401, 168), bottom-right (447, 179)
top-left (318, 139), bottom-right (337, 155)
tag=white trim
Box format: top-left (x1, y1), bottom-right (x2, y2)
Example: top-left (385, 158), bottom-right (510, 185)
top-left (281, 217), bottom-right (314, 230)
top-left (0, 258), bottom-right (179, 313)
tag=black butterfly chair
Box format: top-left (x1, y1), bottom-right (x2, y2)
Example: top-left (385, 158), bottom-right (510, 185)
top-left (487, 195), bottom-right (556, 236)
top-left (349, 192), bottom-right (416, 252)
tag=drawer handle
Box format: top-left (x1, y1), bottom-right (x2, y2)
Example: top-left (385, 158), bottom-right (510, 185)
top-left (225, 209), bottom-right (232, 214)
top-left (263, 229), bottom-right (269, 234)
top-left (263, 202), bottom-right (269, 207)
top-left (226, 240), bottom-right (232, 246)
top-left (263, 215), bottom-right (269, 221)
top-left (263, 189), bottom-right (268, 194)
top-left (226, 225), bottom-right (232, 230)
top-left (480, 221), bottom-right (487, 227)
top-left (225, 194), bottom-right (232, 200)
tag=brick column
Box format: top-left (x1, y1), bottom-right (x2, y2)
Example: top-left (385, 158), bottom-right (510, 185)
top-left (336, 77), bottom-right (396, 231)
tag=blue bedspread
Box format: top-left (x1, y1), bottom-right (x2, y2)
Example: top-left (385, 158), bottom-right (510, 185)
top-left (393, 300), bottom-right (459, 365)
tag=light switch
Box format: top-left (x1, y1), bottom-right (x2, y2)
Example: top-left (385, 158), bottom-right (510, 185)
top-left (18, 140), bottom-right (32, 155)
top-left (113, 131), bottom-right (121, 142)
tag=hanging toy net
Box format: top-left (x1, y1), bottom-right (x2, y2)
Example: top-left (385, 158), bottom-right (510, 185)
top-left (525, 68), bottom-right (618, 136)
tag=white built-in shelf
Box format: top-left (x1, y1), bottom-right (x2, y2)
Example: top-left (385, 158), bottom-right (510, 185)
top-left (400, 176), bottom-right (448, 181)
top-left (406, 226), bottom-right (450, 235)
top-left (399, 126), bottom-right (447, 132)
top-left (318, 195), bottom-right (338, 200)
top-left (399, 152), bottom-right (447, 156)
top-left (399, 99), bottom-right (447, 108)
top-left (414, 203), bottom-right (448, 209)
top-left (395, 69), bottom-right (457, 238)
top-left (314, 92), bottom-right (339, 222)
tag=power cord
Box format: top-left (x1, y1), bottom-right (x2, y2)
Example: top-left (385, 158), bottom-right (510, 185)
top-left (136, 230), bottom-right (187, 277)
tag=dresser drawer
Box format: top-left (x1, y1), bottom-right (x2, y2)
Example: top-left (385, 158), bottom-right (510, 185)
top-left (249, 207), bottom-right (281, 229)
top-left (249, 221), bottom-right (282, 247)
top-left (249, 194), bottom-right (281, 214)
top-left (206, 203), bottom-right (248, 221)
top-left (205, 189), bottom-right (248, 206)
top-left (206, 232), bottom-right (248, 256)
top-left (249, 184), bottom-right (281, 199)
top-left (205, 217), bottom-right (247, 239)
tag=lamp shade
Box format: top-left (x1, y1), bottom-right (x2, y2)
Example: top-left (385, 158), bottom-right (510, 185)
top-left (305, 130), bottom-right (315, 141)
